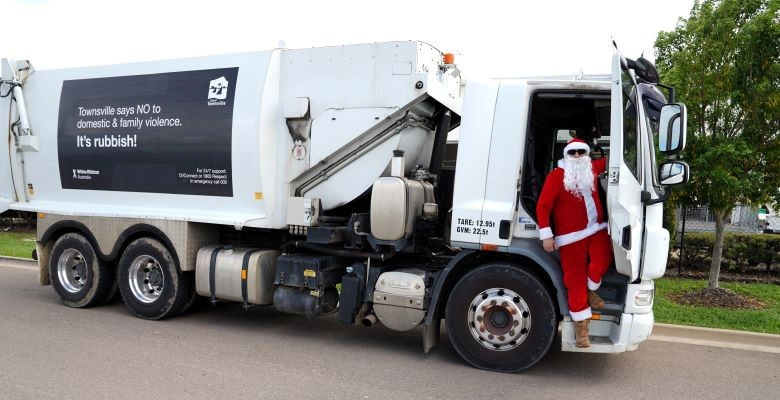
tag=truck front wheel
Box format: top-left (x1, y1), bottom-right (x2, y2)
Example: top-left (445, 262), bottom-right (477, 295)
top-left (118, 238), bottom-right (193, 320)
top-left (445, 263), bottom-right (557, 373)
top-left (49, 233), bottom-right (113, 308)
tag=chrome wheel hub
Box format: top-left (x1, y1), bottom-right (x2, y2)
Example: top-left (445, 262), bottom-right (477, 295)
top-left (128, 256), bottom-right (164, 303)
top-left (467, 288), bottom-right (531, 351)
top-left (57, 249), bottom-right (88, 293)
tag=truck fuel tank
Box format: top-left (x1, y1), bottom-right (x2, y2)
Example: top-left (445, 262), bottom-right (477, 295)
top-left (370, 177), bottom-right (435, 242)
top-left (195, 246), bottom-right (279, 305)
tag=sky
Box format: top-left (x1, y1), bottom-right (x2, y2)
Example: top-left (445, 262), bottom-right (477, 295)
top-left (3, 0), bottom-right (696, 78)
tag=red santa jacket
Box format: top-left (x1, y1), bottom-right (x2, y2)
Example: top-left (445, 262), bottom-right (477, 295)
top-left (536, 157), bottom-right (608, 247)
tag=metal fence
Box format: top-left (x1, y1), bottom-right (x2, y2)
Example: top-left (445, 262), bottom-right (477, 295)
top-left (676, 205), bottom-right (760, 235)
top-left (671, 205), bottom-right (778, 277)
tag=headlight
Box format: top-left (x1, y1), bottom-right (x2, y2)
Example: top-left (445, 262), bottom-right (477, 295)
top-left (635, 289), bottom-right (654, 307)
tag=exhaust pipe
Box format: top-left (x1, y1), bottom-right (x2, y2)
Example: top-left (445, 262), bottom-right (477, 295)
top-left (361, 312), bottom-right (377, 328)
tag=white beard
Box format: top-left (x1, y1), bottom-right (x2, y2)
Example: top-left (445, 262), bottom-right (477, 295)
top-left (561, 156), bottom-right (594, 197)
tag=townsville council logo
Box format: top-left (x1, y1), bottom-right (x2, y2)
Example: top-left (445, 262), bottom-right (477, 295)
top-left (208, 76), bottom-right (229, 106)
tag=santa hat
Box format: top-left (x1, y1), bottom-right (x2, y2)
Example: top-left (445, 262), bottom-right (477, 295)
top-left (563, 138), bottom-right (590, 155)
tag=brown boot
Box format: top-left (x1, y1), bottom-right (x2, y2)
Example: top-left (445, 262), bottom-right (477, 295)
top-left (588, 290), bottom-right (605, 309)
top-left (575, 320), bottom-right (590, 348)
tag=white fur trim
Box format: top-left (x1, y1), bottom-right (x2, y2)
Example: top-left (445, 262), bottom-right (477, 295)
top-left (570, 307), bottom-right (592, 321)
top-left (539, 227), bottom-right (554, 240)
top-left (588, 278), bottom-right (601, 291)
top-left (563, 141), bottom-right (590, 155)
top-left (554, 222), bottom-right (608, 248)
top-left (582, 190), bottom-right (598, 224)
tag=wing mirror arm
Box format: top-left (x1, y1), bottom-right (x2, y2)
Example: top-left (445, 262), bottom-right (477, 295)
top-left (654, 83), bottom-right (676, 103)
top-left (642, 188), bottom-right (671, 206)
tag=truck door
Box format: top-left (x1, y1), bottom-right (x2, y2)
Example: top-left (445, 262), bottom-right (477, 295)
top-left (607, 54), bottom-right (644, 282)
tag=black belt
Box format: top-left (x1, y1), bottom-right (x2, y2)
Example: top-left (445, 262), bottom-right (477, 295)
top-left (208, 247), bottom-right (223, 304)
top-left (241, 249), bottom-right (262, 309)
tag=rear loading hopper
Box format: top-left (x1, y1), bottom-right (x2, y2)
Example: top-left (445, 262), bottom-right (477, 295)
top-left (1, 41), bottom-right (461, 229)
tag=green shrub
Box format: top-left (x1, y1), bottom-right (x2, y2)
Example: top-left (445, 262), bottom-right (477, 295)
top-left (677, 232), bottom-right (780, 272)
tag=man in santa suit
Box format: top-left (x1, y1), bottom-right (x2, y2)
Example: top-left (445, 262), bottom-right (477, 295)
top-left (536, 138), bottom-right (611, 348)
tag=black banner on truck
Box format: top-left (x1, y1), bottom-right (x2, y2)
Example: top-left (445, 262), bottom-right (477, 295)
top-left (58, 68), bottom-right (238, 197)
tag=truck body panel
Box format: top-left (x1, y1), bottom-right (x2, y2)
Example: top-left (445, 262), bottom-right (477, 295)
top-left (450, 80), bottom-right (498, 246)
top-left (5, 52), bottom-right (276, 226)
top-left (37, 214), bottom-right (218, 271)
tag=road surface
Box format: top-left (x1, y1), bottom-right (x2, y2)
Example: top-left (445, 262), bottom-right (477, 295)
top-left (0, 261), bottom-right (777, 399)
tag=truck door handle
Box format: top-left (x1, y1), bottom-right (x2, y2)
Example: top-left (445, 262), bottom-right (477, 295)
top-left (621, 226), bottom-right (631, 250)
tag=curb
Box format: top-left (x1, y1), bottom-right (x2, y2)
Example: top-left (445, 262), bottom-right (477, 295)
top-left (650, 323), bottom-right (780, 353)
top-left (0, 255), bottom-right (36, 263)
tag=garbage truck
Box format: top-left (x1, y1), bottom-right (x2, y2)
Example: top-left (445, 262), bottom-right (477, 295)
top-left (0, 41), bottom-right (689, 372)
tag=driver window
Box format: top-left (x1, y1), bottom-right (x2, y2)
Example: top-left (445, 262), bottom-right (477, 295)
top-left (621, 70), bottom-right (639, 179)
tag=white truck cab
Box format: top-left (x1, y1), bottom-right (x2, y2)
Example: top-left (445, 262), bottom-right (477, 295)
top-left (443, 52), bottom-right (688, 362)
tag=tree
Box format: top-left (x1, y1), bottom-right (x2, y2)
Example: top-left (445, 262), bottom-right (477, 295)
top-left (654, 0), bottom-right (780, 288)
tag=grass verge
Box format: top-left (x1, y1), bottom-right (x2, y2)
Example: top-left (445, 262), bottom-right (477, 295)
top-left (655, 278), bottom-right (780, 334)
top-left (0, 230), bottom-right (36, 259)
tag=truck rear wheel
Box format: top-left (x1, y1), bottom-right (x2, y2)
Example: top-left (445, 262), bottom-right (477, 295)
top-left (49, 233), bottom-right (113, 308)
top-left (118, 238), bottom-right (193, 320)
top-left (445, 263), bottom-right (557, 373)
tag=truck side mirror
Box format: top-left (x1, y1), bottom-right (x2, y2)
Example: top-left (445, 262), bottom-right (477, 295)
top-left (658, 103), bottom-right (687, 155)
top-left (634, 57), bottom-right (659, 84)
top-left (659, 161), bottom-right (689, 186)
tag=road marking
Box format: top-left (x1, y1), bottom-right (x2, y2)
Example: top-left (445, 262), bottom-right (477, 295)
top-left (649, 334), bottom-right (780, 354)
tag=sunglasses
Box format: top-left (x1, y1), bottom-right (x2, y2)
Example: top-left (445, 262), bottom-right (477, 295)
top-left (567, 149), bottom-right (588, 155)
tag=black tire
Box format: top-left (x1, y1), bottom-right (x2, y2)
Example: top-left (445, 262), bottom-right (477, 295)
top-left (117, 238), bottom-right (193, 320)
top-left (175, 271), bottom-right (201, 316)
top-left (445, 263), bottom-right (557, 373)
top-left (49, 233), bottom-right (112, 308)
top-left (102, 269), bottom-right (121, 304)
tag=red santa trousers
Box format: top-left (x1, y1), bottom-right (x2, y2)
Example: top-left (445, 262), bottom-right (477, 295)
top-left (557, 229), bottom-right (612, 321)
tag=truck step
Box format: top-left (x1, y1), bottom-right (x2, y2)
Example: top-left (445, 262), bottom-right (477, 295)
top-left (560, 318), bottom-right (632, 353)
top-left (593, 300), bottom-right (624, 316)
top-left (561, 335), bottom-right (620, 353)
